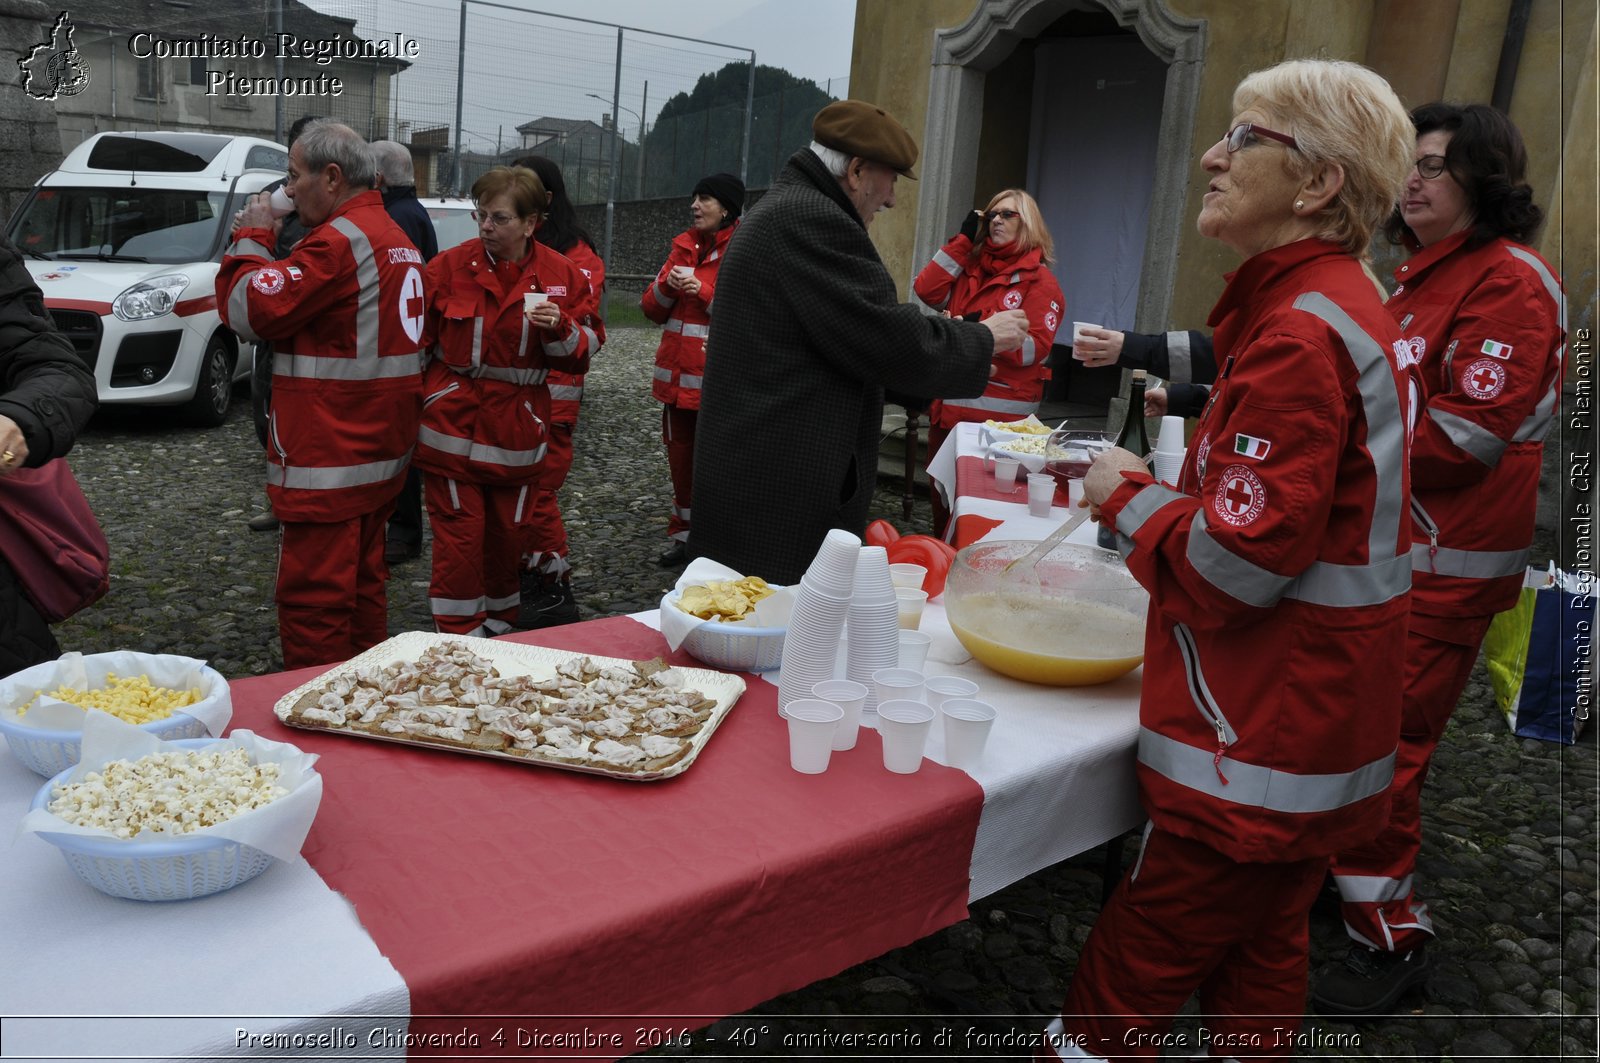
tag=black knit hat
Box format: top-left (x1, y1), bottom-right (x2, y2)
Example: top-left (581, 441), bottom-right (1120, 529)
top-left (692, 172), bottom-right (745, 219)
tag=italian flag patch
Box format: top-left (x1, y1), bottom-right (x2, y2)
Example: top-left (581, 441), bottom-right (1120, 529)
top-left (1233, 433), bottom-right (1272, 460)
top-left (1481, 339), bottom-right (1513, 359)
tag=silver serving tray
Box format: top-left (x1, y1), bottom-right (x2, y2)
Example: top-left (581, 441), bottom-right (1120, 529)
top-left (271, 631), bottom-right (746, 782)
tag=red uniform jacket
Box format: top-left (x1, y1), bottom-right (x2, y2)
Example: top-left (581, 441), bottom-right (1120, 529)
top-left (217, 190), bottom-right (424, 523)
top-left (912, 233), bottom-right (1065, 428)
top-left (1099, 240), bottom-right (1412, 863)
top-left (544, 239), bottom-right (605, 425)
top-left (641, 223), bottom-right (736, 410)
top-left (1391, 232), bottom-right (1564, 620)
top-left (415, 239), bottom-right (601, 486)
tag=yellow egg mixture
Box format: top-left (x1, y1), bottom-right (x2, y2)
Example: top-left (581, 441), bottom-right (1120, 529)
top-left (948, 593), bottom-right (1145, 686)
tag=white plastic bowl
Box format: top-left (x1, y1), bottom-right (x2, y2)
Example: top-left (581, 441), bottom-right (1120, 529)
top-left (662, 589), bottom-right (787, 672)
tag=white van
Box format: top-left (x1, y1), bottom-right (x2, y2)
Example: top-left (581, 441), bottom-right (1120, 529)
top-left (6, 130), bottom-right (288, 426)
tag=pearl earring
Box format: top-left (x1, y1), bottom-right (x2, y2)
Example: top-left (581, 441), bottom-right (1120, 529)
top-left (1295, 199), bottom-right (1305, 212)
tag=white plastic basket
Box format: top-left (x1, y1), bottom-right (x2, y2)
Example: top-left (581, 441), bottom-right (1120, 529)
top-left (663, 590), bottom-right (786, 672)
top-left (0, 710), bottom-right (208, 778)
top-left (29, 739), bottom-right (279, 902)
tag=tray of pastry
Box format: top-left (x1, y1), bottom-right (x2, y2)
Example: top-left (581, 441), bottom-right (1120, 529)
top-left (272, 632), bottom-right (746, 781)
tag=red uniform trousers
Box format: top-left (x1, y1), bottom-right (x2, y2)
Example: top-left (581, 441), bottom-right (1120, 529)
top-left (1041, 826), bottom-right (1327, 1061)
top-left (425, 473), bottom-right (530, 636)
top-left (663, 404), bottom-right (695, 543)
top-left (525, 420), bottom-right (574, 579)
top-left (276, 502), bottom-right (394, 670)
top-left (1330, 614), bottom-right (1493, 952)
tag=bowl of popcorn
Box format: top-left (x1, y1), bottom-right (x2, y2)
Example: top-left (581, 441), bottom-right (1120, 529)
top-left (0, 651), bottom-right (232, 777)
top-left (661, 567), bottom-right (791, 672)
top-left (21, 722), bottom-right (322, 902)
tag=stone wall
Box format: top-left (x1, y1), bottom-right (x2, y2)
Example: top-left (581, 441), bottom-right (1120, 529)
top-left (0, 0), bottom-right (65, 222)
top-left (575, 189), bottom-right (768, 296)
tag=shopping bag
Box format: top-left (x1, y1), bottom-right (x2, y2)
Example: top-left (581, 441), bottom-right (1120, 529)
top-left (0, 459), bottom-right (111, 623)
top-left (1483, 564), bottom-right (1595, 745)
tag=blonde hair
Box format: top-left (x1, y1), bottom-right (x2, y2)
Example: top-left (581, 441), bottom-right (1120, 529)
top-left (1233, 59), bottom-right (1412, 255)
top-left (984, 188), bottom-right (1055, 267)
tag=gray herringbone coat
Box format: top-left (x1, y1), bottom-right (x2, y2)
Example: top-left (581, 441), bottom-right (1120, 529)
top-left (690, 149), bottom-right (993, 584)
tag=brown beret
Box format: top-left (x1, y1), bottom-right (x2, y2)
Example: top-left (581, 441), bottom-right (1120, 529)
top-left (812, 100), bottom-right (919, 179)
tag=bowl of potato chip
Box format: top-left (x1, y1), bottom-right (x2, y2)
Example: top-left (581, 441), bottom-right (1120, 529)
top-left (0, 652), bottom-right (230, 777)
top-left (663, 575), bottom-right (788, 672)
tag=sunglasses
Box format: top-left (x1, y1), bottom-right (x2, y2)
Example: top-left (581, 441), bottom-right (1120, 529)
top-left (1413, 154), bottom-right (1448, 180)
top-left (1225, 122), bottom-right (1299, 153)
top-left (983, 209), bottom-right (1021, 222)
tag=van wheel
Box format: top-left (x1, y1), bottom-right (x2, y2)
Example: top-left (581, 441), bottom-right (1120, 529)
top-left (184, 333), bottom-right (235, 427)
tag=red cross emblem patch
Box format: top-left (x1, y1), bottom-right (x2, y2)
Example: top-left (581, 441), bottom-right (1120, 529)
top-left (1461, 358), bottom-right (1506, 400)
top-left (251, 268), bottom-right (285, 295)
top-left (1002, 289), bottom-right (1023, 310)
top-left (1215, 464), bottom-right (1266, 527)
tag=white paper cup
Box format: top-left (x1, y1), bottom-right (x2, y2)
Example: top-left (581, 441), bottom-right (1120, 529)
top-left (873, 667), bottom-right (926, 711)
top-left (812, 679), bottom-right (868, 751)
top-left (895, 587), bottom-right (928, 630)
top-left (523, 291), bottom-right (551, 314)
top-left (1156, 415), bottom-right (1186, 455)
top-left (267, 186), bottom-right (294, 218)
top-left (993, 456), bottom-right (1021, 488)
top-left (888, 563), bottom-right (927, 591)
top-left (941, 698), bottom-right (997, 768)
top-left (671, 264), bottom-right (695, 282)
top-left (897, 630), bottom-right (933, 672)
top-left (877, 699), bottom-right (935, 773)
top-left (1071, 321), bottom-right (1101, 357)
top-left (1026, 473), bottom-right (1055, 517)
top-left (924, 674), bottom-right (979, 711)
top-left (785, 699), bottom-right (844, 773)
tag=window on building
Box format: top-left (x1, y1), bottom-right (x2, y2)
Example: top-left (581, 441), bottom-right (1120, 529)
top-left (187, 58), bottom-right (206, 85)
top-left (136, 56), bottom-right (161, 99)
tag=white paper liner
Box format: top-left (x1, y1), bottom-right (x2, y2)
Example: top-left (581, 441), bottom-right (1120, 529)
top-left (659, 557), bottom-right (794, 652)
top-left (0, 651), bottom-right (233, 736)
top-left (18, 712), bottom-right (322, 862)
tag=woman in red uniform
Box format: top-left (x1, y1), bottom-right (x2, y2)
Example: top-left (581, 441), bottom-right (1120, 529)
top-left (1315, 103), bottom-right (1565, 1016)
top-left (510, 154), bottom-right (606, 629)
top-left (642, 172), bottom-right (743, 567)
top-left (416, 167), bottom-right (602, 637)
top-left (1042, 59), bottom-right (1415, 1059)
top-left (912, 189), bottom-right (1064, 537)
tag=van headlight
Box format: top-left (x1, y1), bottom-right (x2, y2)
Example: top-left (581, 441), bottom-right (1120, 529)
top-left (113, 274), bottom-right (190, 321)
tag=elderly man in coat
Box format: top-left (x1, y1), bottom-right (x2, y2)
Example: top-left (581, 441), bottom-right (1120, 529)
top-left (690, 100), bottom-right (1028, 584)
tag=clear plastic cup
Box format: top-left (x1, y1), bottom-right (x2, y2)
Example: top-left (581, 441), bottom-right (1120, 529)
top-left (940, 698), bottom-right (997, 768)
top-left (812, 679), bottom-right (868, 751)
top-left (877, 699), bottom-right (935, 773)
top-left (897, 630), bottom-right (933, 671)
top-left (785, 699), bottom-right (843, 773)
top-left (1067, 477), bottom-right (1086, 508)
top-left (888, 563), bottom-right (927, 591)
top-left (895, 587), bottom-right (928, 630)
top-left (924, 674), bottom-right (979, 711)
top-left (872, 667), bottom-right (926, 711)
top-left (1026, 473), bottom-right (1054, 517)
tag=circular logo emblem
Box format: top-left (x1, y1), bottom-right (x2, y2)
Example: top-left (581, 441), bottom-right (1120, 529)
top-left (251, 268), bottom-right (285, 295)
top-left (1195, 432), bottom-right (1212, 479)
top-left (1044, 311), bottom-right (1058, 334)
top-left (1461, 358), bottom-right (1506, 400)
top-left (398, 267), bottom-right (425, 344)
top-left (48, 51), bottom-right (91, 97)
top-left (1002, 289), bottom-right (1023, 310)
top-left (1214, 464), bottom-right (1266, 527)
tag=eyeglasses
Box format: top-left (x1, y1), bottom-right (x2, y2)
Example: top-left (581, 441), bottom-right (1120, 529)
top-left (1225, 122), bottom-right (1299, 153)
top-left (1413, 154), bottom-right (1448, 180)
top-left (470, 209), bottom-right (520, 227)
top-left (984, 209), bottom-right (1021, 222)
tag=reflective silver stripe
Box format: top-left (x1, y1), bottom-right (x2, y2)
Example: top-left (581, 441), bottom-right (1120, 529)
top-left (1505, 247), bottom-right (1566, 329)
top-left (1332, 873), bottom-right (1415, 904)
top-left (1410, 542), bottom-right (1529, 579)
top-left (423, 381), bottom-right (459, 408)
top-left (1292, 292), bottom-right (1407, 562)
top-left (517, 313), bottom-right (530, 362)
top-left (548, 384), bottom-right (583, 401)
top-left (1139, 727), bottom-right (1396, 814)
top-left (1172, 622), bottom-right (1237, 743)
top-left (1505, 247), bottom-right (1565, 444)
top-left (485, 592), bottom-right (519, 611)
top-left (1166, 331), bottom-right (1193, 383)
top-left (1428, 406), bottom-right (1506, 466)
top-left (417, 425), bottom-right (546, 468)
top-left (514, 485), bottom-right (528, 523)
top-left (946, 394), bottom-right (1037, 415)
top-left (679, 373), bottom-right (703, 389)
top-left (1114, 481), bottom-right (1187, 538)
top-left (932, 247), bottom-right (961, 279)
top-left (330, 217), bottom-right (381, 371)
top-left (267, 454), bottom-right (410, 490)
top-left (1018, 336), bottom-right (1038, 366)
top-left (482, 618), bottom-right (514, 635)
top-left (1513, 385), bottom-right (1558, 442)
top-left (542, 324), bottom-right (582, 359)
top-left (431, 595), bottom-right (486, 616)
top-left (1187, 510), bottom-right (1410, 608)
top-left (469, 317), bottom-right (483, 368)
top-left (672, 503), bottom-right (691, 519)
top-left (228, 237), bottom-right (275, 259)
top-left (1186, 513), bottom-right (1292, 606)
top-left (581, 324), bottom-right (601, 352)
top-left (652, 366), bottom-right (673, 383)
top-left (662, 319), bottom-right (710, 339)
top-left (466, 365), bottom-right (548, 385)
top-left (227, 274), bottom-right (261, 341)
top-left (275, 351), bottom-right (422, 380)
top-left (651, 281), bottom-right (676, 307)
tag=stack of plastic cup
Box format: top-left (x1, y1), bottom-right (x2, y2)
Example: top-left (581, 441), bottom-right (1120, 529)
top-left (1153, 415), bottom-right (1186, 487)
top-left (777, 530), bottom-right (861, 714)
top-left (844, 546), bottom-right (901, 723)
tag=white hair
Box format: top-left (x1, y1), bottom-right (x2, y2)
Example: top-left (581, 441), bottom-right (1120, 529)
top-left (368, 139), bottom-right (414, 185)
top-left (809, 141), bottom-right (851, 177)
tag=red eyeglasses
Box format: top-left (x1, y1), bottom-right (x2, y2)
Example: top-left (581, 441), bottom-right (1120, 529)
top-left (1225, 123), bottom-right (1299, 153)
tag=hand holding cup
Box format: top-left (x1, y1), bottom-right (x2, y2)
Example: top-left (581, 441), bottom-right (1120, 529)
top-left (523, 292), bottom-right (559, 330)
top-left (981, 309), bottom-right (1030, 351)
top-left (1072, 325), bottom-right (1123, 366)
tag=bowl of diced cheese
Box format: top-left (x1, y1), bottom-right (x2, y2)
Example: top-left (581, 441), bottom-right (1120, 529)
top-left (986, 434), bottom-right (1068, 474)
top-left (25, 733), bottom-right (320, 901)
top-left (0, 651), bottom-right (230, 777)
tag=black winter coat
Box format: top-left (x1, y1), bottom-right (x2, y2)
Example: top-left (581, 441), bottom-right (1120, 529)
top-left (0, 232), bottom-right (98, 677)
top-left (690, 149), bottom-right (993, 584)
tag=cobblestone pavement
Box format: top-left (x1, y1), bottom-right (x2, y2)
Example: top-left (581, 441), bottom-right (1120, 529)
top-left (52, 328), bottom-right (1598, 1060)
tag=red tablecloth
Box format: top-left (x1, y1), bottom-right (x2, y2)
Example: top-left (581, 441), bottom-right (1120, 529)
top-left (229, 616), bottom-right (985, 1058)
